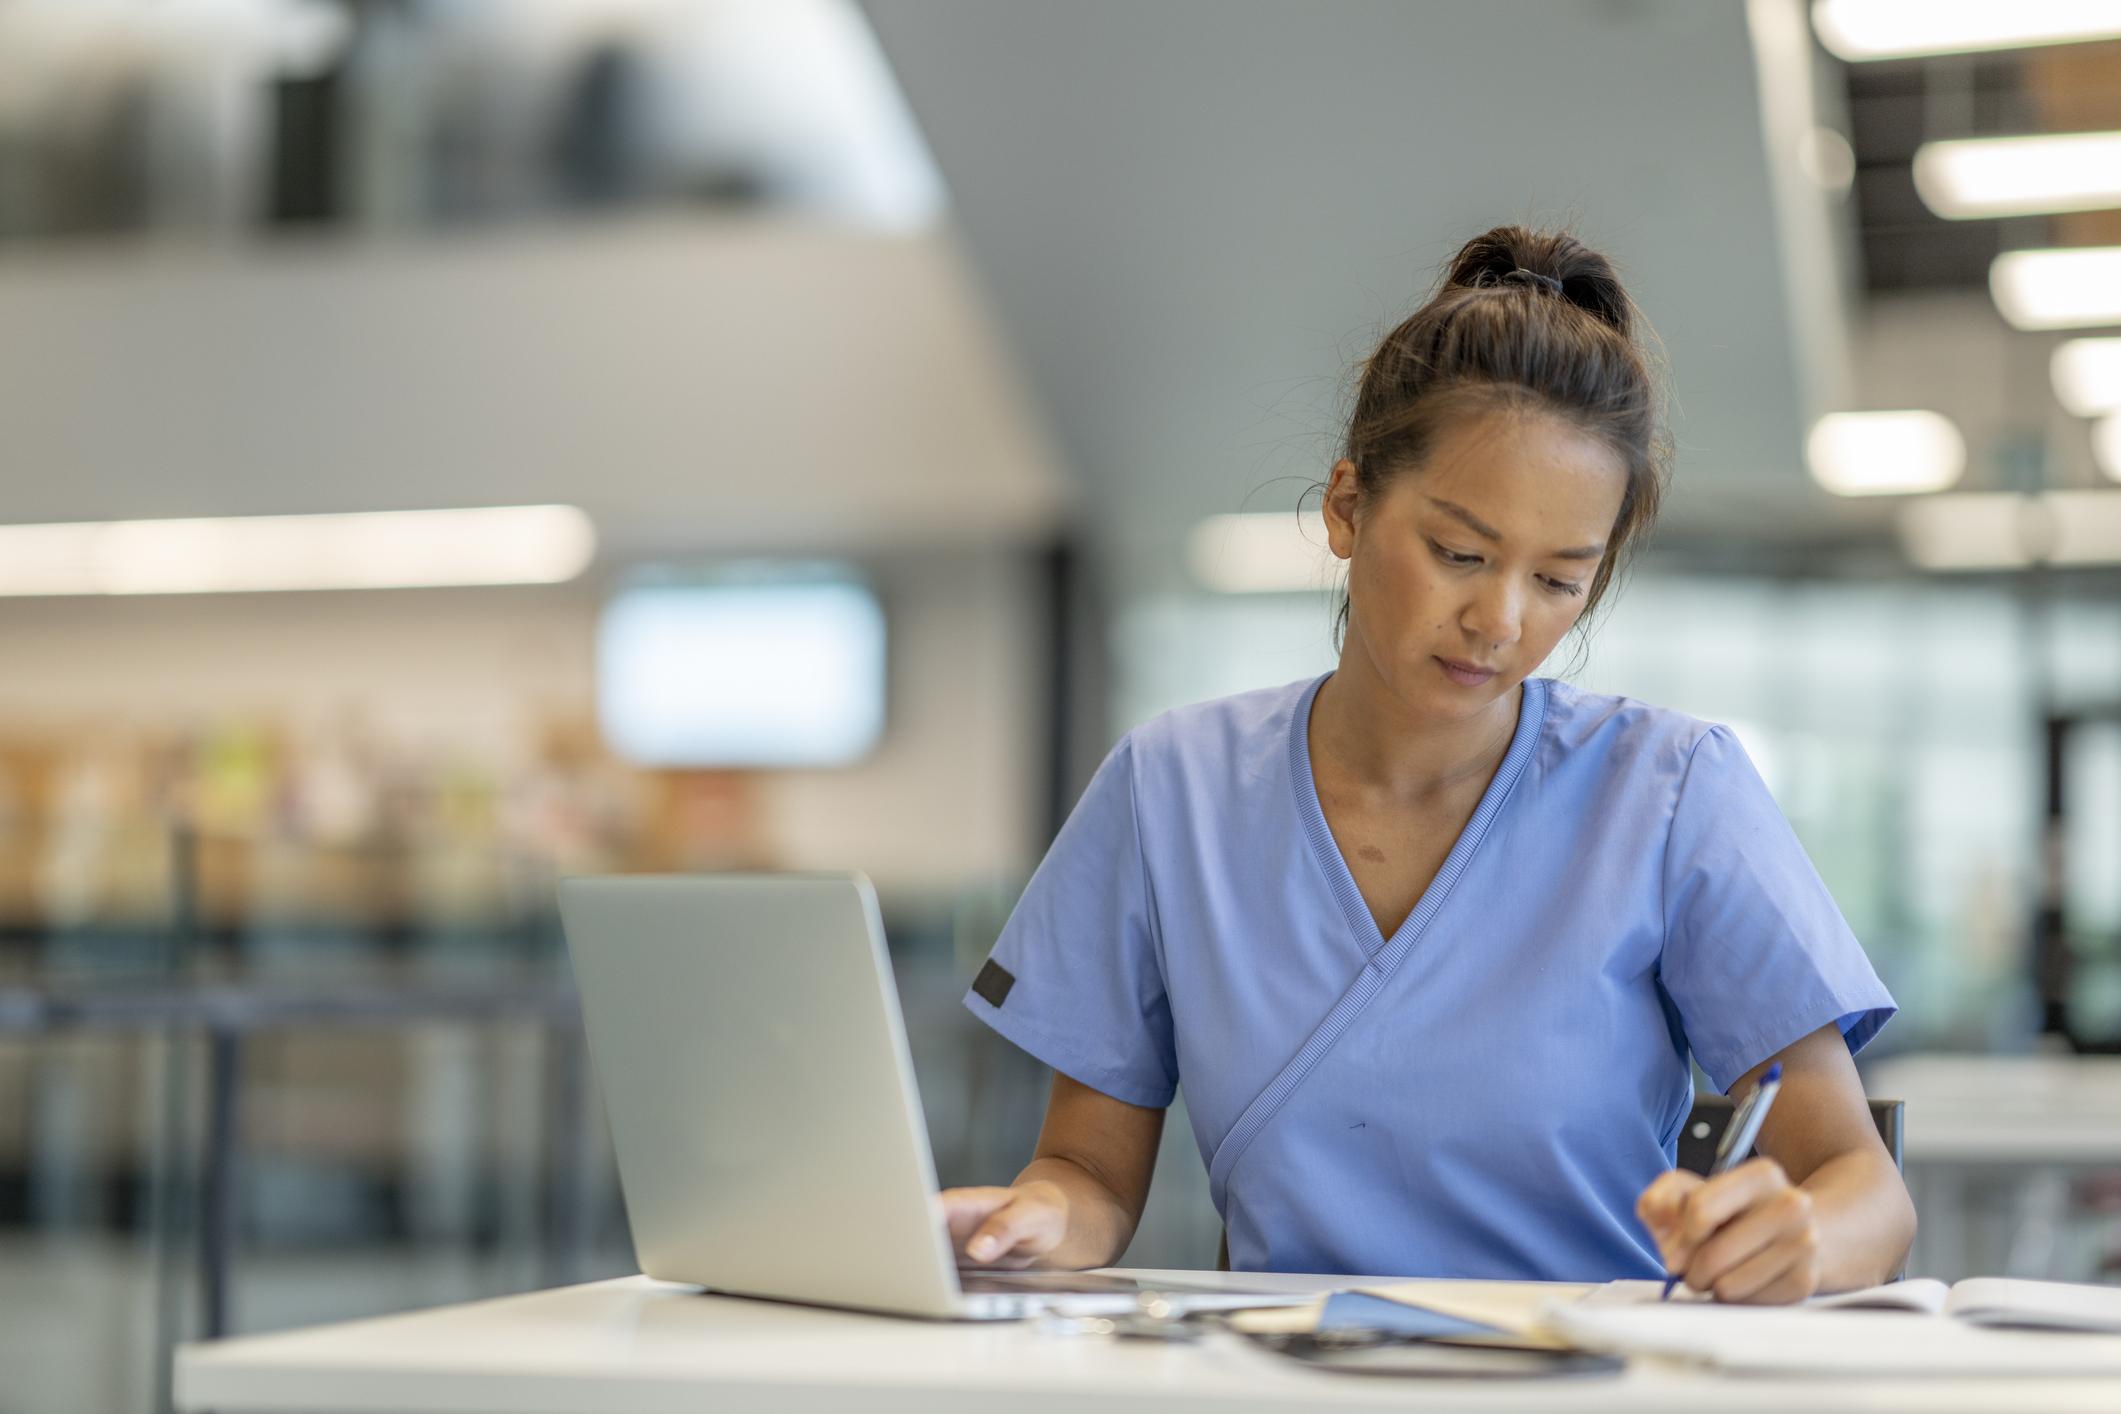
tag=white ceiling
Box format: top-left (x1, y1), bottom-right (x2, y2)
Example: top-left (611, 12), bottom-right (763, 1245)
top-left (0, 1), bottom-right (1883, 585)
top-left (861, 0), bottom-right (1863, 592)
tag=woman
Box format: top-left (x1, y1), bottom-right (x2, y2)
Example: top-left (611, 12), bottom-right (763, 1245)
top-left (942, 227), bottom-right (1917, 1303)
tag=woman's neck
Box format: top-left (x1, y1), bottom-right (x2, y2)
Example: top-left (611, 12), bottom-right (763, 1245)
top-left (1310, 654), bottom-right (1521, 804)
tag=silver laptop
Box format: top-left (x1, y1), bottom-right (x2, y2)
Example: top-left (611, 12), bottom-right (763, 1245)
top-left (557, 872), bottom-right (1298, 1320)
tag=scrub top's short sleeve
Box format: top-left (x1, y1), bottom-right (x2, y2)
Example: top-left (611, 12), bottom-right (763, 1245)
top-left (1660, 725), bottom-right (1897, 1093)
top-left (963, 734), bottom-right (1178, 1109)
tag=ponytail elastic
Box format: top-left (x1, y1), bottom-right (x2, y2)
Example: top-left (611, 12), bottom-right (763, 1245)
top-left (1500, 268), bottom-right (1565, 298)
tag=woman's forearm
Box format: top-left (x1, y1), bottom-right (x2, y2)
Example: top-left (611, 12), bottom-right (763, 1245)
top-left (1803, 1148), bottom-right (1918, 1291)
top-left (1013, 1155), bottom-right (1139, 1269)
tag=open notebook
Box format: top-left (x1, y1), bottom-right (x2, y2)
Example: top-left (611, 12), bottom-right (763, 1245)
top-left (1358, 1277), bottom-right (2121, 1375)
top-left (1586, 1276), bottom-right (2121, 1333)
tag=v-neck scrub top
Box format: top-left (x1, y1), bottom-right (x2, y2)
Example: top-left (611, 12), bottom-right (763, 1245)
top-left (963, 672), bottom-right (1896, 1281)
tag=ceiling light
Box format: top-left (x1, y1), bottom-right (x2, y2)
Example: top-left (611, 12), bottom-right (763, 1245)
top-left (2055, 339), bottom-right (2121, 417)
top-left (2095, 416), bottom-right (2121, 481)
top-left (1186, 511), bottom-right (1339, 593)
top-left (1991, 246), bottom-right (2121, 330)
top-left (1915, 131), bottom-right (2121, 219)
top-left (1813, 1), bottom-right (2121, 60)
top-left (0, 505), bottom-right (596, 597)
top-left (1896, 494), bottom-right (2037, 570)
top-left (1797, 127), bottom-right (1857, 196)
top-left (1898, 489), bottom-right (2121, 568)
top-left (1805, 411), bottom-right (1966, 496)
top-left (2050, 488), bottom-right (2121, 561)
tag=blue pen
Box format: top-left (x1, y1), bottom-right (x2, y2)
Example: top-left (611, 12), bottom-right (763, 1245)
top-left (1661, 1062), bottom-right (1783, 1301)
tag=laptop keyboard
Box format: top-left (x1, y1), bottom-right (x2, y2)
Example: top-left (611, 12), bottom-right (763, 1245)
top-left (956, 1270), bottom-right (1214, 1296)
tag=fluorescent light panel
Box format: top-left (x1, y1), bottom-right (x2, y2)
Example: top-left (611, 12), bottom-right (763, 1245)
top-left (2052, 489), bottom-right (2121, 561)
top-left (1806, 411), bottom-right (1965, 496)
top-left (2054, 339), bottom-right (2121, 417)
top-left (0, 505), bottom-right (596, 596)
top-left (1915, 131), bottom-right (2121, 219)
top-left (2095, 416), bottom-right (2121, 481)
top-left (1992, 246), bottom-right (2121, 330)
top-left (1187, 511), bottom-right (1340, 593)
top-left (1814, 1), bottom-right (2121, 60)
top-left (1897, 494), bottom-right (2036, 569)
top-left (1898, 490), bottom-right (2121, 568)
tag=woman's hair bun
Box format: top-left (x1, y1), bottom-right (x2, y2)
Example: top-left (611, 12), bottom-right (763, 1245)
top-left (1443, 225), bottom-right (1633, 337)
top-left (1332, 221), bottom-right (1667, 639)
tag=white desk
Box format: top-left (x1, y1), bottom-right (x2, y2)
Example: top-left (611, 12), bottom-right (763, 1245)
top-left (175, 1269), bottom-right (2121, 1413)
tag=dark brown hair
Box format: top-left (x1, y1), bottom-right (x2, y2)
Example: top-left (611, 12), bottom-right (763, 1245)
top-left (1330, 225), bottom-right (1669, 647)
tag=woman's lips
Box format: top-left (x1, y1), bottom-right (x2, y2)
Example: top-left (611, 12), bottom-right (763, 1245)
top-left (1434, 656), bottom-right (1497, 687)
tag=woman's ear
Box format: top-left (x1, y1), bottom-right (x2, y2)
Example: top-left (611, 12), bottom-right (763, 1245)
top-left (1322, 459), bottom-right (1360, 559)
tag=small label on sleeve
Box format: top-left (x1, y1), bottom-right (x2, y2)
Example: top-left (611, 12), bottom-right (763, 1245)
top-left (972, 958), bottom-right (1017, 1008)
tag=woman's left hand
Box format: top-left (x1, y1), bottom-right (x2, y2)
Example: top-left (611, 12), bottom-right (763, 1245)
top-left (1636, 1158), bottom-right (1822, 1304)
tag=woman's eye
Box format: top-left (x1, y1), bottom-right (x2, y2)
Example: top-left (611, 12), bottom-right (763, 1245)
top-left (1541, 576), bottom-right (1586, 597)
top-left (1430, 543), bottom-right (1480, 566)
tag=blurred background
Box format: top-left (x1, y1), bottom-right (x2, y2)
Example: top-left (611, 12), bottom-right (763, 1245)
top-left (2, 1), bottom-right (2120, 1408)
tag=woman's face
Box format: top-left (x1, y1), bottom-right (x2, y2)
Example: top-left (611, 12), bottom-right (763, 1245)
top-left (1323, 406), bottom-right (1629, 726)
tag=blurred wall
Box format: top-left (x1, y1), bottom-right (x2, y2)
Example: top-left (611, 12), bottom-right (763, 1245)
top-left (0, 215), bottom-right (1068, 552)
top-left (0, 546), bottom-right (1044, 895)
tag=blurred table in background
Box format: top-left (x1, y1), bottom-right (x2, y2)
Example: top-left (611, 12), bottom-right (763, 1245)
top-left (1868, 1054), bottom-right (2121, 1282)
top-left (0, 978), bottom-right (592, 1343)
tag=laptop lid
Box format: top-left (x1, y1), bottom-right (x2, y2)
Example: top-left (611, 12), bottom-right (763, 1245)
top-left (558, 872), bottom-right (967, 1318)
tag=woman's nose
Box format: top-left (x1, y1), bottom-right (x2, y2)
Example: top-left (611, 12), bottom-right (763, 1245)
top-left (1461, 580), bottom-right (1523, 649)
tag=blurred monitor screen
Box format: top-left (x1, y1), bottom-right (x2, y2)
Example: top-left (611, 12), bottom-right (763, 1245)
top-left (597, 573), bottom-right (886, 768)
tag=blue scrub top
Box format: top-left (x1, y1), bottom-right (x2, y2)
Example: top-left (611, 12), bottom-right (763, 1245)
top-left (963, 672), bottom-right (1895, 1280)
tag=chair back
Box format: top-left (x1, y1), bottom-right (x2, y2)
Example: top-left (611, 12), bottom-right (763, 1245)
top-left (1678, 1093), bottom-right (1904, 1174)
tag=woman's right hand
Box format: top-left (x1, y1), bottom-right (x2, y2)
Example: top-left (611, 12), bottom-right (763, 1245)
top-left (940, 1180), bottom-right (1071, 1268)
